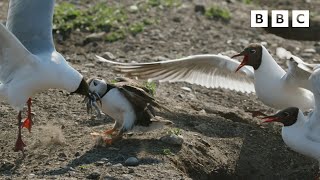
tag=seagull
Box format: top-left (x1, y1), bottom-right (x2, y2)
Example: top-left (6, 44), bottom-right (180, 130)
top-left (261, 65), bottom-right (320, 176)
top-left (86, 77), bottom-right (167, 144)
top-left (95, 43), bottom-right (315, 113)
top-left (2, 0), bottom-right (91, 153)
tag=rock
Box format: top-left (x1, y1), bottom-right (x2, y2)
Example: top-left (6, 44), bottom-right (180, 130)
top-left (194, 4), bottom-right (205, 14)
top-left (180, 86), bottom-right (192, 92)
top-left (58, 152), bottom-right (67, 158)
top-left (95, 161), bottom-right (105, 166)
top-left (101, 52), bottom-right (116, 60)
top-left (87, 172), bottom-right (100, 179)
top-left (0, 161), bottom-right (14, 171)
top-left (261, 42), bottom-right (268, 46)
top-left (85, 63), bottom-right (95, 68)
top-left (160, 134), bottom-right (184, 145)
top-left (84, 32), bottom-right (106, 44)
top-left (301, 53), bottom-right (313, 58)
top-left (74, 152), bottom-right (80, 157)
top-left (172, 17), bottom-right (181, 23)
top-left (239, 39), bottom-right (249, 46)
top-left (129, 5), bottom-right (139, 13)
top-left (128, 168), bottom-right (134, 173)
top-left (304, 48), bottom-right (316, 54)
top-left (101, 158), bottom-right (109, 162)
top-left (124, 157), bottom-right (139, 166)
top-left (152, 56), bottom-right (168, 61)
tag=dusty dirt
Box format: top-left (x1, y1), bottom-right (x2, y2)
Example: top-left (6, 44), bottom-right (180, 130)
top-left (0, 0), bottom-right (320, 179)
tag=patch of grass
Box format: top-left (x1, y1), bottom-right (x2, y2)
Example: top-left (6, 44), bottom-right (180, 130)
top-left (105, 30), bottom-right (126, 42)
top-left (79, 165), bottom-right (89, 169)
top-left (109, 79), bottom-right (118, 84)
top-left (129, 22), bottom-right (145, 35)
top-left (147, 0), bottom-right (182, 7)
top-left (144, 81), bottom-right (157, 96)
top-left (243, 0), bottom-right (253, 4)
top-left (168, 128), bottom-right (181, 135)
top-left (162, 148), bottom-right (173, 155)
top-left (205, 5), bottom-right (231, 21)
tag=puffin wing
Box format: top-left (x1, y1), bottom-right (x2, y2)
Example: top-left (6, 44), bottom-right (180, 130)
top-left (6, 0), bottom-right (55, 54)
top-left (96, 54), bottom-right (255, 93)
top-left (117, 84), bottom-right (158, 109)
top-left (0, 23), bottom-right (36, 83)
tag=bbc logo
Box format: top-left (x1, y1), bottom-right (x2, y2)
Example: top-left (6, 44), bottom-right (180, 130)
top-left (251, 10), bottom-right (309, 27)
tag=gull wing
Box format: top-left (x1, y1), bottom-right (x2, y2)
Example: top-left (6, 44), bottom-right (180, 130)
top-left (6, 0), bottom-right (55, 54)
top-left (284, 55), bottom-right (318, 91)
top-left (96, 54), bottom-right (255, 93)
top-left (0, 23), bottom-right (36, 83)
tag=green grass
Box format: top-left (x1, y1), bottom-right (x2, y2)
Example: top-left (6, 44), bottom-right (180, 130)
top-left (205, 5), bottom-right (231, 21)
top-left (168, 128), bottom-right (181, 136)
top-left (162, 148), bottom-right (173, 155)
top-left (144, 81), bottom-right (157, 96)
top-left (53, 2), bottom-right (158, 41)
top-left (147, 0), bottom-right (181, 7)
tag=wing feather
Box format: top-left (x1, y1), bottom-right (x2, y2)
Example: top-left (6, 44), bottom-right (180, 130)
top-left (96, 54), bottom-right (255, 93)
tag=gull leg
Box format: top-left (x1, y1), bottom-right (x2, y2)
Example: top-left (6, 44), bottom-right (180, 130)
top-left (14, 111), bottom-right (26, 153)
top-left (22, 98), bottom-right (32, 132)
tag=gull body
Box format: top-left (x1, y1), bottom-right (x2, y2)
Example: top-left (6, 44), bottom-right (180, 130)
top-left (263, 67), bottom-right (320, 174)
top-left (1, 0), bottom-right (90, 152)
top-left (95, 43), bottom-right (314, 111)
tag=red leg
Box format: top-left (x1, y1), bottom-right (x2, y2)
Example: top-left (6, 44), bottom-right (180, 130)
top-left (22, 98), bottom-right (32, 133)
top-left (14, 111), bottom-right (26, 153)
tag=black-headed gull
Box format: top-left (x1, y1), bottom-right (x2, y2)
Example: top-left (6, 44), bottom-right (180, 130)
top-left (261, 65), bottom-right (320, 176)
top-left (86, 77), bottom-right (165, 144)
top-left (2, 0), bottom-right (91, 153)
top-left (95, 43), bottom-right (314, 112)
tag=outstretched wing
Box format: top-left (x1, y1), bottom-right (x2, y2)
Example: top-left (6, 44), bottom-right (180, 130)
top-left (284, 55), bottom-right (318, 91)
top-left (6, 0), bottom-right (55, 54)
top-left (0, 23), bottom-right (35, 83)
top-left (96, 54), bottom-right (255, 93)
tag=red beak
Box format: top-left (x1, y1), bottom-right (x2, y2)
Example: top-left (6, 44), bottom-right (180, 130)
top-left (231, 52), bottom-right (248, 72)
top-left (261, 115), bottom-right (281, 123)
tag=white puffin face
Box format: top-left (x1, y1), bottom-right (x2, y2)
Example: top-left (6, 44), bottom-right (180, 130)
top-left (88, 78), bottom-right (107, 94)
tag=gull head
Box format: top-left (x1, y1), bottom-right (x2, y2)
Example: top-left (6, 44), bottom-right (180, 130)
top-left (71, 78), bottom-right (90, 98)
top-left (232, 43), bottom-right (263, 72)
top-left (261, 107), bottom-right (299, 127)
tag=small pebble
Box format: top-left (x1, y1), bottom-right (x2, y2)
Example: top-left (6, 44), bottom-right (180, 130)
top-left (87, 172), bottom-right (100, 179)
top-left (124, 157), bottom-right (139, 166)
top-left (160, 134), bottom-right (184, 145)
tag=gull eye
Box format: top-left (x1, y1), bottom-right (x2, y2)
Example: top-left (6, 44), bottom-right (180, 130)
top-left (250, 49), bottom-right (256, 54)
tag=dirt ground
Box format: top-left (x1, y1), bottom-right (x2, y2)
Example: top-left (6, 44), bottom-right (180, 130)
top-left (0, 0), bottom-right (320, 179)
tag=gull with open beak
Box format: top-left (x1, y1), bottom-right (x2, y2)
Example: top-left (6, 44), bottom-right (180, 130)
top-left (86, 77), bottom-right (168, 144)
top-left (1, 0), bottom-right (91, 153)
top-left (261, 65), bottom-right (320, 176)
top-left (95, 43), bottom-right (314, 114)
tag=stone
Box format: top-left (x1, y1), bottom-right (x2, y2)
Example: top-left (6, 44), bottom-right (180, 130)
top-left (160, 134), bottom-right (184, 145)
top-left (124, 157), bottom-right (139, 166)
top-left (304, 48), bottom-right (316, 53)
top-left (194, 5), bottom-right (205, 14)
top-left (129, 5), bottom-right (139, 13)
top-left (101, 52), bottom-right (116, 60)
top-left (180, 87), bottom-right (192, 92)
top-left (84, 32), bottom-right (106, 44)
top-left (87, 172), bottom-right (100, 179)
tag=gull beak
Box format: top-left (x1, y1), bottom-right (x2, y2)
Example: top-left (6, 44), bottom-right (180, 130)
top-left (261, 115), bottom-right (281, 123)
top-left (231, 51), bottom-right (248, 72)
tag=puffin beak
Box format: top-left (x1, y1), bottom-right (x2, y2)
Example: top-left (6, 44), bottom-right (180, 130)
top-left (232, 51), bottom-right (248, 72)
top-left (261, 115), bottom-right (281, 123)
